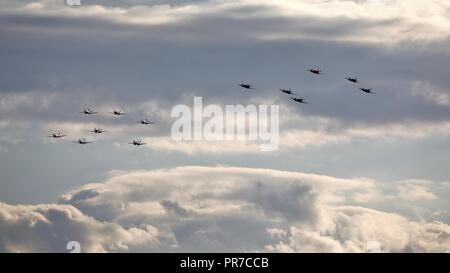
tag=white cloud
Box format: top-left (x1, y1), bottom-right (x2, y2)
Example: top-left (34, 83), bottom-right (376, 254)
top-left (143, 137), bottom-right (260, 154)
top-left (142, 118), bottom-right (450, 154)
top-left (397, 180), bottom-right (438, 201)
top-left (0, 92), bottom-right (60, 113)
top-left (1, 166), bottom-right (449, 252)
top-left (264, 207), bottom-right (450, 253)
top-left (0, 202), bottom-right (159, 252)
top-left (410, 81), bottom-right (450, 106)
top-left (3, 0), bottom-right (450, 44)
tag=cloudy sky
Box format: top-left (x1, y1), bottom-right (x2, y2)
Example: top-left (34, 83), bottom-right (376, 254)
top-left (1, 0), bottom-right (450, 252)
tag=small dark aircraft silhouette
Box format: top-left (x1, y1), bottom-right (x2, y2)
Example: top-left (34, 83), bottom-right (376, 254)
top-left (280, 88), bottom-right (295, 95)
top-left (91, 128), bottom-right (108, 134)
top-left (346, 77), bottom-right (359, 83)
top-left (137, 119), bottom-right (154, 125)
top-left (110, 109), bottom-right (126, 116)
top-left (81, 109), bottom-right (97, 115)
top-left (239, 83), bottom-right (254, 89)
top-left (308, 68), bottom-right (322, 75)
top-left (47, 132), bottom-right (67, 138)
top-left (74, 138), bottom-right (92, 144)
top-left (359, 88), bottom-right (375, 94)
top-left (129, 139), bottom-right (146, 146)
top-left (290, 97), bottom-right (308, 104)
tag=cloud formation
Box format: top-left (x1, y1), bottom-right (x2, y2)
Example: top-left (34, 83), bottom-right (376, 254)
top-left (265, 207), bottom-right (450, 253)
top-left (1, 166), bottom-right (449, 252)
top-left (0, 202), bottom-right (159, 252)
top-left (3, 0), bottom-right (450, 44)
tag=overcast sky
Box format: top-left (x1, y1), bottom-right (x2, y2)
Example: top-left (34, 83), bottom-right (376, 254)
top-left (1, 0), bottom-right (450, 252)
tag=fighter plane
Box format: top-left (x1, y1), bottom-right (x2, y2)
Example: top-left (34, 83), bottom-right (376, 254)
top-left (308, 68), bottom-right (323, 75)
top-left (290, 97), bottom-right (308, 104)
top-left (90, 128), bottom-right (108, 134)
top-left (81, 109), bottom-right (97, 115)
top-left (239, 83), bottom-right (255, 89)
top-left (359, 88), bottom-right (376, 94)
top-left (110, 109), bottom-right (127, 116)
top-left (74, 138), bottom-right (93, 144)
top-left (346, 77), bottom-right (359, 83)
top-left (280, 88), bottom-right (295, 95)
top-left (129, 139), bottom-right (146, 146)
top-left (47, 132), bottom-right (67, 138)
top-left (137, 119), bottom-right (154, 125)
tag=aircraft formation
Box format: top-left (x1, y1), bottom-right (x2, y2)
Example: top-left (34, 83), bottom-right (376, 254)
top-left (47, 109), bottom-right (154, 146)
top-left (344, 76), bottom-right (375, 94)
top-left (240, 68), bottom-right (376, 104)
top-left (50, 68), bottom-right (374, 145)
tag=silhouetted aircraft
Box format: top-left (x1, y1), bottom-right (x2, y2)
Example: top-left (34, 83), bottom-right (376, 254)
top-left (280, 88), bottom-right (295, 95)
top-left (239, 83), bottom-right (254, 89)
top-left (308, 69), bottom-right (322, 75)
top-left (290, 97), bottom-right (308, 104)
top-left (129, 139), bottom-right (146, 146)
top-left (47, 132), bottom-right (67, 138)
top-left (137, 119), bottom-right (154, 125)
top-left (359, 88), bottom-right (375, 94)
top-left (91, 128), bottom-right (108, 134)
top-left (74, 138), bottom-right (92, 144)
top-left (346, 77), bottom-right (359, 83)
top-left (81, 109), bottom-right (97, 115)
top-left (110, 109), bottom-right (126, 116)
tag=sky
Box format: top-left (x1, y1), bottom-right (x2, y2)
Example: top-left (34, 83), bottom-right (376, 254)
top-left (1, 0), bottom-right (450, 252)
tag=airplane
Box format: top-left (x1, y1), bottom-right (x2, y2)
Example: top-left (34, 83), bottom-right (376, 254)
top-left (280, 88), bottom-right (295, 95)
top-left (239, 83), bottom-right (255, 89)
top-left (74, 138), bottom-right (93, 144)
top-left (290, 97), bottom-right (308, 104)
top-left (346, 77), bottom-right (359, 83)
top-left (137, 119), bottom-right (154, 125)
top-left (47, 132), bottom-right (67, 138)
top-left (81, 109), bottom-right (97, 115)
top-left (129, 139), bottom-right (146, 146)
top-left (308, 68), bottom-right (322, 75)
top-left (359, 88), bottom-right (376, 94)
top-left (110, 109), bottom-right (127, 116)
top-left (91, 128), bottom-right (108, 134)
